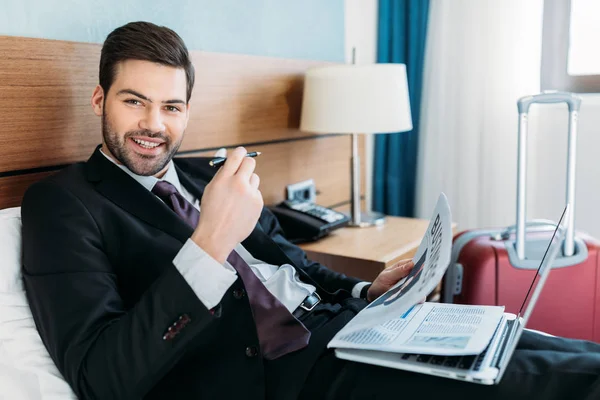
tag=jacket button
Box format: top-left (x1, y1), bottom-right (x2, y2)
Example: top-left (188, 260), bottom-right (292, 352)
top-left (245, 346), bottom-right (258, 358)
top-left (233, 288), bottom-right (246, 299)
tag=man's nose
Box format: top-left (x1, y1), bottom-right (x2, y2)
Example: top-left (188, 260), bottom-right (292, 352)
top-left (139, 106), bottom-right (166, 133)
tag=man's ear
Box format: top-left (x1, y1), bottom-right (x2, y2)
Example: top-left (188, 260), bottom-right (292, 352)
top-left (91, 85), bottom-right (105, 117)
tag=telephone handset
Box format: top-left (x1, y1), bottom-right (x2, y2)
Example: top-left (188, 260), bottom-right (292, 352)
top-left (268, 200), bottom-right (350, 244)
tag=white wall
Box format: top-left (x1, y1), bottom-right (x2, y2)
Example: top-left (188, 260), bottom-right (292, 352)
top-left (344, 0), bottom-right (378, 65)
top-left (0, 0), bottom-right (346, 61)
top-left (528, 95), bottom-right (600, 239)
top-left (344, 0), bottom-right (378, 210)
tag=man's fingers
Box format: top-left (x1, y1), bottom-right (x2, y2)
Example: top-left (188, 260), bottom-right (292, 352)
top-left (390, 259), bottom-right (413, 270)
top-left (237, 156), bottom-right (256, 180)
top-left (214, 148), bottom-right (227, 158)
top-left (386, 261), bottom-right (414, 280)
top-left (220, 147), bottom-right (247, 176)
top-left (249, 173), bottom-right (260, 190)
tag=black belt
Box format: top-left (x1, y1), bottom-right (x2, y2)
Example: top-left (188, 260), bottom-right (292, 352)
top-left (292, 292), bottom-right (321, 319)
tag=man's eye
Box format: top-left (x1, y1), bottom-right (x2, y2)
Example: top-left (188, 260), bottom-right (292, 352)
top-left (125, 99), bottom-right (141, 106)
top-left (165, 106), bottom-right (180, 112)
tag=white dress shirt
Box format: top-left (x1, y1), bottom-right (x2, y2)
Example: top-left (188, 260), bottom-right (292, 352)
top-left (100, 150), bottom-right (369, 311)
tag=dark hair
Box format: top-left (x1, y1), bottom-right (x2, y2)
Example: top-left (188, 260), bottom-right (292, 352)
top-left (99, 21), bottom-right (195, 102)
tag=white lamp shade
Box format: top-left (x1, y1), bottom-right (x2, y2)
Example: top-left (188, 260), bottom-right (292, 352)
top-left (300, 64), bottom-right (413, 134)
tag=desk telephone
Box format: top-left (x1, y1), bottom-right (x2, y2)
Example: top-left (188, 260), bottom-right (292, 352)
top-left (268, 200), bottom-right (350, 244)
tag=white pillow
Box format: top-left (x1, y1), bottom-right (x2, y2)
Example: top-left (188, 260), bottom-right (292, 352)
top-left (0, 207), bottom-right (77, 399)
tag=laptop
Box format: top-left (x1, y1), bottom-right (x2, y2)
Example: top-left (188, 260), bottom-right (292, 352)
top-left (335, 204), bottom-right (570, 385)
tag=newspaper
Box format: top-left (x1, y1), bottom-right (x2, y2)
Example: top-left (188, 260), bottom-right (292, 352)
top-left (327, 193), bottom-right (505, 356)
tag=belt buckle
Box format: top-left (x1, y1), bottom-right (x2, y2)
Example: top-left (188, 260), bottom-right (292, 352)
top-left (300, 292), bottom-right (321, 312)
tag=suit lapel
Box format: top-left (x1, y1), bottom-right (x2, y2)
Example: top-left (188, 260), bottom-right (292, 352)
top-left (84, 148), bottom-right (299, 269)
top-left (242, 224), bottom-right (298, 268)
top-left (242, 225), bottom-right (330, 295)
top-left (85, 148), bottom-right (194, 244)
top-left (174, 162), bottom-right (206, 201)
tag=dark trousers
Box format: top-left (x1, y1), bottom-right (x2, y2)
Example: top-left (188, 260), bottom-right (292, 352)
top-left (267, 299), bottom-right (600, 400)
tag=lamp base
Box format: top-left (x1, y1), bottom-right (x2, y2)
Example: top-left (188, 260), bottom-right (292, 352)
top-left (348, 211), bottom-right (386, 228)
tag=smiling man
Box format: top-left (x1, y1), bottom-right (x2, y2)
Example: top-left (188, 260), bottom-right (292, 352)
top-left (96, 64), bottom-right (189, 177)
top-left (19, 21), bottom-right (406, 399)
top-left (20, 21), bottom-right (600, 400)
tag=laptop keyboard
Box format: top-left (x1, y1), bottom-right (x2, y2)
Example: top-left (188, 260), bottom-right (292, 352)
top-left (402, 345), bottom-right (489, 371)
top-left (401, 316), bottom-right (517, 373)
top-left (398, 316), bottom-right (517, 375)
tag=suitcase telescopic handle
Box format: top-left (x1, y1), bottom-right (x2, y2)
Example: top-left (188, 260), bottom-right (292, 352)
top-left (517, 91), bottom-right (582, 113)
top-left (515, 91), bottom-right (581, 260)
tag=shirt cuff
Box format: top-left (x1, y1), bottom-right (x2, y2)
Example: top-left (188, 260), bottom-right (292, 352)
top-left (173, 239), bottom-right (238, 310)
top-left (351, 282), bottom-right (371, 299)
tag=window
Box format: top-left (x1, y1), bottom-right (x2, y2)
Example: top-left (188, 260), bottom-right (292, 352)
top-left (542, 0), bottom-right (600, 92)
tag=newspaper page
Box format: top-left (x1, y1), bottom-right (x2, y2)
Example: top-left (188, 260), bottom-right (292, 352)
top-left (327, 193), bottom-right (505, 356)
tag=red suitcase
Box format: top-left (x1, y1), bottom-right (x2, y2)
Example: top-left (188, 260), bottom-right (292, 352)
top-left (442, 91), bottom-right (600, 342)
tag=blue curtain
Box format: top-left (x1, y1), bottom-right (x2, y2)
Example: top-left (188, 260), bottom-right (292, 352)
top-left (373, 0), bottom-right (430, 217)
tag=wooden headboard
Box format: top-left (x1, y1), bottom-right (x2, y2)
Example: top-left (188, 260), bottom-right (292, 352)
top-left (0, 36), bottom-right (365, 210)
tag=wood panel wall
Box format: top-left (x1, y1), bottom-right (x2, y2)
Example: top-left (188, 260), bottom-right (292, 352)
top-left (0, 36), bottom-right (364, 210)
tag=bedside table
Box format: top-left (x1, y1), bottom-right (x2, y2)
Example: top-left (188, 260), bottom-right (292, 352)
top-left (298, 215), bottom-right (456, 301)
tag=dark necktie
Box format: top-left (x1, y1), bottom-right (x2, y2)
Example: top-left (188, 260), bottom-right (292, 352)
top-left (152, 180), bottom-right (310, 359)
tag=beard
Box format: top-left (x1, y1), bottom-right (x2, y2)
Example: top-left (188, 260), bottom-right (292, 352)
top-left (102, 111), bottom-right (183, 176)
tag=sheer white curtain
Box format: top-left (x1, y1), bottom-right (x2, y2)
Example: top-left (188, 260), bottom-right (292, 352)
top-left (416, 0), bottom-right (544, 230)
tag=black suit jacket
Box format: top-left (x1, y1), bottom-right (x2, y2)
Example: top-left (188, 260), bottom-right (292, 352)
top-left (21, 147), bottom-right (363, 400)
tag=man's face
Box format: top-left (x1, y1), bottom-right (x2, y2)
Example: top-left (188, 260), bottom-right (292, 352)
top-left (91, 59), bottom-right (190, 177)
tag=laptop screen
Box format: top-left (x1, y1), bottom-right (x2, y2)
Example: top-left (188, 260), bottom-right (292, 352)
top-left (495, 205), bottom-right (570, 379)
top-left (518, 205), bottom-right (569, 324)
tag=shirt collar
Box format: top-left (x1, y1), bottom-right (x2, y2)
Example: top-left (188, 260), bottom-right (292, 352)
top-left (99, 148), bottom-right (184, 194)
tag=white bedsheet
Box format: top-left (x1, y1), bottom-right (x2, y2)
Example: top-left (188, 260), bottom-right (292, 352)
top-left (0, 207), bottom-right (76, 399)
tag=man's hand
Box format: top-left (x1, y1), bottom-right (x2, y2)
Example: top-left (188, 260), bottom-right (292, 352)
top-left (367, 259), bottom-right (414, 302)
top-left (191, 147), bottom-right (263, 263)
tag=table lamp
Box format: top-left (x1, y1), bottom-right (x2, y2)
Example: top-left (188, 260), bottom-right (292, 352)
top-left (299, 63), bottom-right (413, 227)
